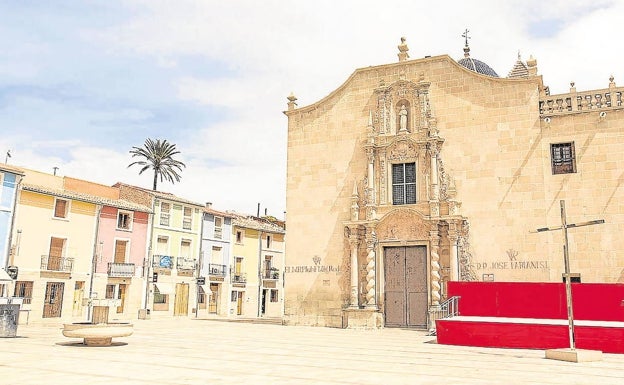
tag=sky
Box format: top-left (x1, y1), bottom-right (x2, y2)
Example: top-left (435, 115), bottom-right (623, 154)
top-left (0, 0), bottom-right (621, 219)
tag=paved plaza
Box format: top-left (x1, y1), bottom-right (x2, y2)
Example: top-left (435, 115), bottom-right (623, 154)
top-left (1, 318), bottom-right (623, 384)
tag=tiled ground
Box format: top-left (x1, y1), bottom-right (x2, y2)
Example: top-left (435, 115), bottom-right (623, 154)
top-left (1, 318), bottom-right (623, 384)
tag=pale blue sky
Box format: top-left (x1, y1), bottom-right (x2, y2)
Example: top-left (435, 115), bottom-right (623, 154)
top-left (0, 0), bottom-right (619, 217)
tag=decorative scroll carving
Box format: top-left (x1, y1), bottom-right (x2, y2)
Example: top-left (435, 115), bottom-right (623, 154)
top-left (377, 209), bottom-right (429, 241)
top-left (387, 139), bottom-right (417, 162)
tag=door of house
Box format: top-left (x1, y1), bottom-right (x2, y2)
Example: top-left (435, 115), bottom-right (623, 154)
top-left (43, 282), bottom-right (65, 318)
top-left (384, 246), bottom-right (428, 328)
top-left (174, 283), bottom-right (189, 316)
top-left (72, 281), bottom-right (84, 317)
top-left (48, 237), bottom-right (65, 271)
top-left (261, 289), bottom-right (267, 315)
top-left (236, 291), bottom-right (244, 315)
top-left (208, 283), bottom-right (218, 313)
top-left (117, 284), bottom-right (127, 313)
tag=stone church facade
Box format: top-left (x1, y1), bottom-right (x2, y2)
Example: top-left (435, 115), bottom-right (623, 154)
top-left (283, 38), bottom-right (624, 329)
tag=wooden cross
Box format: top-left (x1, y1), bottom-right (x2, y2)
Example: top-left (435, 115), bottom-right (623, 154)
top-left (532, 200), bottom-right (604, 350)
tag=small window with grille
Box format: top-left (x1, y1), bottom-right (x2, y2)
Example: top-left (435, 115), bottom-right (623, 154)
top-left (14, 281), bottom-right (33, 304)
top-left (392, 162), bottom-right (416, 205)
top-left (551, 142), bottom-right (576, 174)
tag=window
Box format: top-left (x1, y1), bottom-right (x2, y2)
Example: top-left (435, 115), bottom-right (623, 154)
top-left (231, 291), bottom-right (238, 302)
top-left (198, 286), bottom-right (206, 304)
top-left (183, 207), bottom-right (192, 230)
top-left (551, 142), bottom-right (576, 174)
top-left (160, 202), bottom-right (170, 226)
top-left (53, 198), bottom-right (69, 218)
top-left (214, 217), bottom-right (223, 239)
top-left (211, 246), bottom-right (223, 264)
top-left (266, 235), bottom-right (272, 249)
top-left (153, 286), bottom-right (168, 304)
top-left (114, 240), bottom-right (128, 263)
top-left (156, 236), bottom-right (168, 255)
top-left (270, 289), bottom-right (279, 303)
top-left (180, 239), bottom-right (191, 259)
top-left (14, 281), bottom-right (33, 304)
top-left (105, 284), bottom-right (115, 299)
top-left (392, 163), bottom-right (416, 205)
top-left (236, 230), bottom-right (243, 243)
top-left (117, 210), bottom-right (133, 230)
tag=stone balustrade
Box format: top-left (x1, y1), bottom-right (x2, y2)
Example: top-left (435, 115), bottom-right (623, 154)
top-left (540, 79), bottom-right (624, 116)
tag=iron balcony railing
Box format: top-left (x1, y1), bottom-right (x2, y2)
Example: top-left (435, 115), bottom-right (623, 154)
top-left (177, 257), bottom-right (196, 270)
top-left (263, 268), bottom-right (280, 280)
top-left (40, 255), bottom-right (74, 272)
top-left (153, 255), bottom-right (174, 269)
top-left (208, 263), bottom-right (227, 276)
top-left (231, 271), bottom-right (247, 284)
top-left (107, 262), bottom-right (135, 278)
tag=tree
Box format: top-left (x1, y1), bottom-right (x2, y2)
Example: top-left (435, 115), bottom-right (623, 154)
top-left (128, 138), bottom-right (186, 191)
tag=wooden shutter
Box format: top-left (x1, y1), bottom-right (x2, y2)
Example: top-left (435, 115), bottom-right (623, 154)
top-left (114, 240), bottom-right (127, 263)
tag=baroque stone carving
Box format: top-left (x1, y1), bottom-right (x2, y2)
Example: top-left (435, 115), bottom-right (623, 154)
top-left (458, 220), bottom-right (477, 281)
top-left (377, 209), bottom-right (429, 241)
top-left (387, 139), bottom-right (417, 162)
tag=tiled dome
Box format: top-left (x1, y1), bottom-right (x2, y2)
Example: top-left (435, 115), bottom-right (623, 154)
top-left (457, 44), bottom-right (499, 77)
top-left (457, 57), bottom-right (499, 77)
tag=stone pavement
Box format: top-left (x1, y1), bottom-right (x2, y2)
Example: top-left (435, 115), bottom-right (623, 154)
top-left (1, 318), bottom-right (623, 384)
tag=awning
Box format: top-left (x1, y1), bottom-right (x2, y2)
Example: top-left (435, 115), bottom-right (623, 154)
top-left (0, 269), bottom-right (13, 282)
top-left (153, 283), bottom-right (174, 295)
top-left (199, 284), bottom-right (212, 296)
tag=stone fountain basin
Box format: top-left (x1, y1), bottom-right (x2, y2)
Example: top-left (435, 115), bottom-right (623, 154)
top-left (62, 322), bottom-right (133, 346)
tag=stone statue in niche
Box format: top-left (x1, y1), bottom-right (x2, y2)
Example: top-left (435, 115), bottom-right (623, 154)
top-left (399, 104), bottom-right (408, 132)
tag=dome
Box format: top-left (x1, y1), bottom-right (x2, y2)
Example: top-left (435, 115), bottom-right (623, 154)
top-left (457, 57), bottom-right (499, 77)
top-left (457, 43), bottom-right (499, 78)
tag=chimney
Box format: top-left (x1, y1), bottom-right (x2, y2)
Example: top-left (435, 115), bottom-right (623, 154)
top-left (205, 202), bottom-right (212, 209)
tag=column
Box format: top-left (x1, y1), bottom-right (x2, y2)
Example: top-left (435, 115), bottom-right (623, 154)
top-left (429, 227), bottom-right (441, 306)
top-left (448, 226), bottom-right (459, 282)
top-left (366, 149), bottom-right (376, 220)
top-left (349, 230), bottom-right (360, 308)
top-left (365, 229), bottom-right (377, 309)
top-left (430, 144), bottom-right (439, 201)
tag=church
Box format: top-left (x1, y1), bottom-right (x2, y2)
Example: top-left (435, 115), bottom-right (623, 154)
top-left (283, 36), bottom-right (624, 329)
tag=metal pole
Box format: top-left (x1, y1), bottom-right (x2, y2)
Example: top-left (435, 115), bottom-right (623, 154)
top-left (560, 200), bottom-right (576, 350)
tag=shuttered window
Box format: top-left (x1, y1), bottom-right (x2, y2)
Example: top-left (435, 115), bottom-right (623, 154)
top-left (392, 163), bottom-right (416, 205)
top-left (54, 199), bottom-right (69, 218)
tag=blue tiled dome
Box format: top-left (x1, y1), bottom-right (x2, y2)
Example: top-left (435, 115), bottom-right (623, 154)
top-left (457, 57), bottom-right (499, 77)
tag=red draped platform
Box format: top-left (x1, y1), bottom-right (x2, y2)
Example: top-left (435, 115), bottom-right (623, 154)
top-left (435, 282), bottom-right (624, 353)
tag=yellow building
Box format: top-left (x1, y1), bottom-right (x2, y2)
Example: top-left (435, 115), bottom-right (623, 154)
top-left (284, 38), bottom-right (624, 329)
top-left (230, 213), bottom-right (285, 318)
top-left (116, 184), bottom-right (204, 318)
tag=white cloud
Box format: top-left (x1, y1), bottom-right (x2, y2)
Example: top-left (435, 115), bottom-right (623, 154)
top-left (3, 0), bottom-right (623, 219)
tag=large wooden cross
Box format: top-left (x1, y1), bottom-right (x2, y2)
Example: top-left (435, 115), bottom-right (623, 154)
top-left (533, 200), bottom-right (604, 349)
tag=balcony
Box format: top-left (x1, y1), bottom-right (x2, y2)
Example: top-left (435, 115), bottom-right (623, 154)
top-left (263, 267), bottom-right (280, 280)
top-left (177, 257), bottom-right (196, 271)
top-left (208, 264), bottom-right (227, 277)
top-left (108, 263), bottom-right (135, 278)
top-left (231, 272), bottom-right (247, 285)
top-left (40, 255), bottom-right (74, 272)
top-left (153, 255), bottom-right (174, 270)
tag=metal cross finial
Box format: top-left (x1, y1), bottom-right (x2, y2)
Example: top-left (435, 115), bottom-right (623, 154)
top-left (462, 29), bottom-right (470, 47)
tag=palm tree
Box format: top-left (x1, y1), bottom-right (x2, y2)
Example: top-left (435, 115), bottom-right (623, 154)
top-left (128, 138), bottom-right (186, 191)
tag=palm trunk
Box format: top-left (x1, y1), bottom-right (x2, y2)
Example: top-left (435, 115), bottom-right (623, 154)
top-left (152, 170), bottom-right (158, 190)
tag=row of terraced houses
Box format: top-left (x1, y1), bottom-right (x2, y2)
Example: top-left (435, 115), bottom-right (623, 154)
top-left (0, 163), bottom-right (285, 324)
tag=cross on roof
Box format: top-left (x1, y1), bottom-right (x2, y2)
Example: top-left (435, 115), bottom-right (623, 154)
top-left (462, 28), bottom-right (470, 47)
